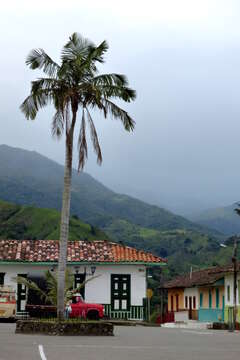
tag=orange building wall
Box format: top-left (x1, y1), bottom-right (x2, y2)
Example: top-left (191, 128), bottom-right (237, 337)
top-left (168, 289), bottom-right (184, 311)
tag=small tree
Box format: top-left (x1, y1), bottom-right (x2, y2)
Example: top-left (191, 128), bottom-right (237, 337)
top-left (20, 33), bottom-right (136, 319)
top-left (14, 270), bottom-right (99, 307)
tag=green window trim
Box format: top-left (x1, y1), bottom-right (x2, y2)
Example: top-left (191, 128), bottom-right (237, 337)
top-left (209, 290), bottom-right (212, 309)
top-left (200, 293), bottom-right (203, 308)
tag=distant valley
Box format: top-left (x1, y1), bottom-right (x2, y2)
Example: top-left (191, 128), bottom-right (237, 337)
top-left (0, 144), bottom-right (235, 277)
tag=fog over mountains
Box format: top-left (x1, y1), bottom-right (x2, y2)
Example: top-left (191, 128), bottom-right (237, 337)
top-left (0, 144), bottom-right (206, 232)
top-left (2, 1), bottom-right (240, 217)
top-left (1, 144), bottom-right (229, 275)
top-left (190, 202), bottom-right (240, 236)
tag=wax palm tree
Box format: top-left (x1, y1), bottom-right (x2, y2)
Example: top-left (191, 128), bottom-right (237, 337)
top-left (20, 33), bottom-right (136, 319)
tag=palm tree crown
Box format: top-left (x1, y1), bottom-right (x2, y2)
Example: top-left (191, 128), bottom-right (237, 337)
top-left (20, 32), bottom-right (136, 169)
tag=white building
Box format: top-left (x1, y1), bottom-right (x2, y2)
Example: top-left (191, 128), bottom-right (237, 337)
top-left (224, 270), bottom-right (240, 324)
top-left (0, 239), bottom-right (166, 320)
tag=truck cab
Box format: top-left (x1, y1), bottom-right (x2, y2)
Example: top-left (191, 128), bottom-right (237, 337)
top-left (69, 293), bottom-right (104, 320)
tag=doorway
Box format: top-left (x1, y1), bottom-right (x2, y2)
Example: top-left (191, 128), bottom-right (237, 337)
top-left (111, 274), bottom-right (131, 311)
top-left (189, 296), bottom-right (193, 319)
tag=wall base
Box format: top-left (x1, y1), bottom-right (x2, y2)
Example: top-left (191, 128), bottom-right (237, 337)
top-left (15, 320), bottom-right (114, 336)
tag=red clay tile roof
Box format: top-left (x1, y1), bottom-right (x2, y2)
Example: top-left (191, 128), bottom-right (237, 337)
top-left (163, 264), bottom-right (239, 289)
top-left (0, 239), bottom-right (166, 264)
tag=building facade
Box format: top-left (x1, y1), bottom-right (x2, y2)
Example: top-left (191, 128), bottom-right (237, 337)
top-left (224, 273), bottom-right (240, 325)
top-left (164, 266), bottom-right (227, 323)
top-left (0, 239), bottom-right (166, 320)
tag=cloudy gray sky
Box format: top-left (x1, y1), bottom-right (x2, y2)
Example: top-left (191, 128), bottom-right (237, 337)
top-left (1, 0), bottom-right (240, 215)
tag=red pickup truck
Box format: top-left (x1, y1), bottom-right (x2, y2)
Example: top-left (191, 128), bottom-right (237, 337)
top-left (68, 294), bottom-right (104, 320)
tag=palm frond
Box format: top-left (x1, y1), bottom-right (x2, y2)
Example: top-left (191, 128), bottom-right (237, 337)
top-left (93, 73), bottom-right (128, 87)
top-left (52, 109), bottom-right (64, 139)
top-left (64, 268), bottom-right (74, 293)
top-left (31, 78), bottom-right (60, 93)
top-left (100, 85), bottom-right (136, 102)
top-left (74, 274), bottom-right (101, 293)
top-left (86, 108), bottom-right (102, 165)
top-left (20, 95), bottom-right (38, 120)
top-left (20, 90), bottom-right (51, 120)
top-left (235, 205), bottom-right (240, 216)
top-left (44, 270), bottom-right (58, 306)
top-left (91, 74), bottom-right (136, 101)
top-left (82, 40), bottom-right (108, 66)
top-left (20, 78), bottom-right (57, 120)
top-left (81, 274), bottom-right (101, 287)
top-left (12, 276), bottom-right (50, 303)
top-left (61, 33), bottom-right (94, 63)
top-left (78, 108), bottom-right (88, 170)
top-left (45, 270), bottom-right (58, 291)
top-left (26, 48), bottom-right (60, 77)
top-left (101, 99), bottom-right (135, 131)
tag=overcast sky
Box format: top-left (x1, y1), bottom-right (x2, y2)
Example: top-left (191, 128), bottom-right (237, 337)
top-left (1, 0), bottom-right (240, 215)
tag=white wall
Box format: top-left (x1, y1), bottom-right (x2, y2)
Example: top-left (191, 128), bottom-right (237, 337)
top-left (184, 288), bottom-right (199, 309)
top-left (224, 274), bottom-right (240, 306)
top-left (85, 265), bottom-right (146, 305)
top-left (0, 263), bottom-right (146, 308)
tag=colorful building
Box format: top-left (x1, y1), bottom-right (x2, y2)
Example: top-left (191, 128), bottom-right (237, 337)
top-left (224, 266), bottom-right (240, 325)
top-left (164, 266), bottom-right (227, 323)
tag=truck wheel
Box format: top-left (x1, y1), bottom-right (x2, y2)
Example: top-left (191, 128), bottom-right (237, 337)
top-left (87, 310), bottom-right (99, 320)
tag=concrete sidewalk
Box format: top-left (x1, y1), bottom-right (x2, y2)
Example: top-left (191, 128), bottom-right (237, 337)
top-left (161, 320), bottom-right (212, 329)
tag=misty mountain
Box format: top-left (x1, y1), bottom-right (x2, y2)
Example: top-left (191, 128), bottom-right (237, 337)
top-left (190, 202), bottom-right (240, 236)
top-left (0, 144), bottom-right (219, 235)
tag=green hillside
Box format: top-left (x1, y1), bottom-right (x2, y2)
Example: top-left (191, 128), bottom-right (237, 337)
top-left (0, 199), bottom-right (235, 279)
top-left (190, 202), bottom-right (240, 236)
top-left (0, 145), bottom-right (231, 277)
top-left (103, 218), bottom-right (230, 277)
top-left (0, 200), bottom-right (107, 241)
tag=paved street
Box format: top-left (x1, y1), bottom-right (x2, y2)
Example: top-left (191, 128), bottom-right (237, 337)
top-left (0, 323), bottom-right (240, 360)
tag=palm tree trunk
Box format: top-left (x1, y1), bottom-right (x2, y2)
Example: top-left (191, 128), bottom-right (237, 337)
top-left (57, 131), bottom-right (74, 320)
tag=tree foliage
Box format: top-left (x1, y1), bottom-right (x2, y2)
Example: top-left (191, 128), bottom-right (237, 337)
top-left (13, 270), bottom-right (100, 306)
top-left (20, 32), bottom-right (136, 170)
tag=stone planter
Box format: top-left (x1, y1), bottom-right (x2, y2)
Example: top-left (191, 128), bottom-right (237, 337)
top-left (15, 320), bottom-right (114, 336)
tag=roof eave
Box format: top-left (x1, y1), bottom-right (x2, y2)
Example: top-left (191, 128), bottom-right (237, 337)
top-left (0, 260), bottom-right (167, 266)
